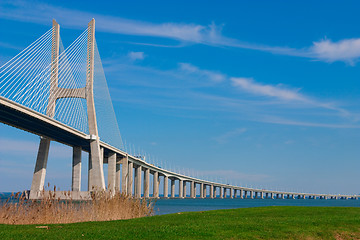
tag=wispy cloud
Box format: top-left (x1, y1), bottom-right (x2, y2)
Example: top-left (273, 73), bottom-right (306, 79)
top-left (128, 51), bottom-right (145, 61)
top-left (2, 1), bottom-right (360, 63)
top-left (104, 61), bottom-right (360, 128)
top-left (179, 63), bottom-right (226, 83)
top-left (310, 38), bottom-right (360, 65)
top-left (213, 128), bottom-right (247, 144)
top-left (230, 77), bottom-right (358, 121)
top-left (230, 77), bottom-right (305, 101)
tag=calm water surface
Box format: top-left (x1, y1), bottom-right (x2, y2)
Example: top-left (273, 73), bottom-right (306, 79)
top-left (153, 198), bottom-right (360, 215)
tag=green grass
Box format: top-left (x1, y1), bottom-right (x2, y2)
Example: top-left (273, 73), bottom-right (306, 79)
top-left (1, 206), bottom-right (360, 239)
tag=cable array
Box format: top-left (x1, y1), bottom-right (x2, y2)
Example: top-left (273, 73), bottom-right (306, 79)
top-left (93, 40), bottom-right (124, 150)
top-left (0, 26), bottom-right (125, 147)
top-left (0, 27), bottom-right (89, 133)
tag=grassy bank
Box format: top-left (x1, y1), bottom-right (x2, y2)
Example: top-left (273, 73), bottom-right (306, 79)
top-left (1, 206), bottom-right (360, 239)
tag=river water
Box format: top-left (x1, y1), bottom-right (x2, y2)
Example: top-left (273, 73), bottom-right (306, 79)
top-left (153, 198), bottom-right (360, 215)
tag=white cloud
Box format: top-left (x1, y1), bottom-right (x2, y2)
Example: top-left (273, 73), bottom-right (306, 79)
top-left (0, 1), bottom-right (228, 45)
top-left (213, 128), bottom-right (247, 144)
top-left (128, 51), bottom-right (145, 61)
top-left (230, 77), bottom-right (306, 102)
top-left (1, 1), bottom-right (360, 63)
top-left (310, 38), bottom-right (360, 64)
top-left (229, 77), bottom-right (359, 121)
top-left (105, 61), bottom-right (359, 128)
top-left (179, 63), bottom-right (226, 82)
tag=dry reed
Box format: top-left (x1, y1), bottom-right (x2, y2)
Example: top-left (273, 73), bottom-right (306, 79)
top-left (0, 188), bottom-right (153, 225)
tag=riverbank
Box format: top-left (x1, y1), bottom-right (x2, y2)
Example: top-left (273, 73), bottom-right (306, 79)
top-left (1, 206), bottom-right (360, 239)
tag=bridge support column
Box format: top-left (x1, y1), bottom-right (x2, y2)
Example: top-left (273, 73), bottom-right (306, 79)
top-left (250, 191), bottom-right (254, 199)
top-left (199, 183), bottom-right (203, 198)
top-left (190, 181), bottom-right (195, 198)
top-left (260, 192), bottom-right (264, 199)
top-left (179, 180), bottom-right (183, 198)
top-left (240, 189), bottom-right (243, 199)
top-left (164, 176), bottom-right (169, 198)
top-left (220, 187), bottom-right (224, 199)
top-left (144, 168), bottom-right (150, 198)
top-left (72, 146), bottom-right (82, 192)
top-left (224, 188), bottom-right (227, 198)
top-left (202, 184), bottom-right (205, 198)
top-left (30, 137), bottom-right (51, 199)
top-left (107, 152), bottom-right (116, 194)
top-left (135, 165), bottom-right (142, 198)
top-left (183, 181), bottom-right (187, 198)
top-left (127, 161), bottom-right (133, 195)
top-left (153, 172), bottom-right (159, 198)
top-left (213, 186), bottom-right (217, 198)
top-left (230, 188), bottom-right (234, 198)
top-left (115, 157), bottom-right (120, 192)
top-left (171, 179), bottom-right (175, 198)
top-left (121, 155), bottom-right (128, 194)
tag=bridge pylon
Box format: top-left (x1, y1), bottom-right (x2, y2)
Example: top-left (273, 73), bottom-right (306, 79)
top-left (29, 19), bottom-right (105, 199)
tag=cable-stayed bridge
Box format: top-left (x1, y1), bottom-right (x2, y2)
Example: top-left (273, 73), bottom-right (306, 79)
top-left (0, 19), bottom-right (358, 200)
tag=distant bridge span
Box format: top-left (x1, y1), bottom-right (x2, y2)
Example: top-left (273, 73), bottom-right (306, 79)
top-left (0, 19), bottom-right (358, 201)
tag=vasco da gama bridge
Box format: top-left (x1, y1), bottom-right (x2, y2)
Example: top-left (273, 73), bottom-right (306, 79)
top-left (0, 19), bottom-right (358, 200)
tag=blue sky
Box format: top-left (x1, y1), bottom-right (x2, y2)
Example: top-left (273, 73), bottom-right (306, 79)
top-left (0, 0), bottom-right (359, 194)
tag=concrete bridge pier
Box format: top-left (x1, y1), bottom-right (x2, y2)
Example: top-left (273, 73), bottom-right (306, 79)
top-left (127, 161), bottom-right (133, 195)
top-left (30, 137), bottom-right (51, 199)
top-left (178, 179), bottom-right (183, 198)
top-left (223, 188), bottom-right (227, 198)
top-left (71, 146), bottom-right (82, 192)
top-left (171, 179), bottom-right (175, 198)
top-left (115, 155), bottom-right (121, 192)
top-left (144, 168), bottom-right (150, 198)
top-left (220, 187), bottom-right (224, 199)
top-left (153, 171), bottom-right (159, 198)
top-left (121, 155), bottom-right (128, 194)
top-left (183, 181), bottom-right (187, 198)
top-left (190, 181), bottom-right (195, 198)
top-left (134, 165), bottom-right (142, 198)
top-left (201, 183), bottom-right (205, 198)
top-left (193, 182), bottom-right (197, 198)
top-left (107, 152), bottom-right (116, 194)
top-left (213, 186), bottom-right (217, 198)
top-left (240, 189), bottom-right (243, 199)
top-left (163, 176), bottom-right (169, 198)
top-left (230, 188), bottom-right (233, 198)
top-left (190, 181), bottom-right (196, 198)
top-left (210, 185), bottom-right (214, 198)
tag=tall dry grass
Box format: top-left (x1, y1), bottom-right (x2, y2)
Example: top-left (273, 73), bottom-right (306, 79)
top-left (0, 188), bottom-right (153, 225)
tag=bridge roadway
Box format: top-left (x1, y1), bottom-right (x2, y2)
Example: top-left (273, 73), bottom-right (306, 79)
top-left (1, 96), bottom-right (358, 200)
